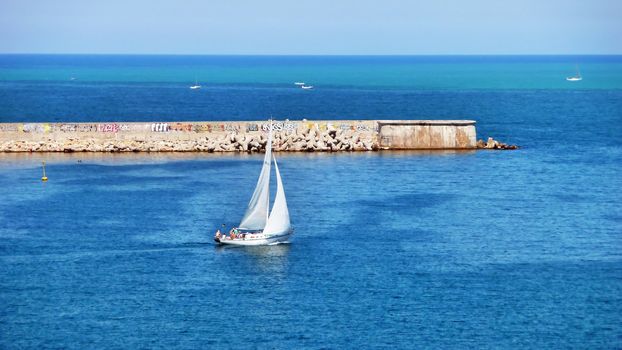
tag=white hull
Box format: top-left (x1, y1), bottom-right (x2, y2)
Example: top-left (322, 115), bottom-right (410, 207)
top-left (566, 77), bottom-right (582, 81)
top-left (215, 230), bottom-right (292, 246)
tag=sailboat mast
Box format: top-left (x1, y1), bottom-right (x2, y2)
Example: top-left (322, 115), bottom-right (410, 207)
top-left (266, 119), bottom-right (273, 224)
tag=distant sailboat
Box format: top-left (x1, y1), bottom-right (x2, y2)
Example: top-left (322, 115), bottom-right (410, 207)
top-left (190, 78), bottom-right (201, 89)
top-left (214, 121), bottom-right (293, 246)
top-left (566, 65), bottom-right (582, 81)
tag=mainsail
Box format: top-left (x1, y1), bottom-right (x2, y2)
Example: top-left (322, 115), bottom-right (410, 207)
top-left (263, 157), bottom-right (291, 235)
top-left (238, 124), bottom-right (273, 230)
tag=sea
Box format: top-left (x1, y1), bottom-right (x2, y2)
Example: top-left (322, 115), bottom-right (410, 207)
top-left (0, 55), bottom-right (621, 349)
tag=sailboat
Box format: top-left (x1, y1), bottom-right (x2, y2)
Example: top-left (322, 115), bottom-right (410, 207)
top-left (190, 78), bottom-right (201, 89)
top-left (214, 122), bottom-right (293, 246)
top-left (566, 65), bottom-right (582, 81)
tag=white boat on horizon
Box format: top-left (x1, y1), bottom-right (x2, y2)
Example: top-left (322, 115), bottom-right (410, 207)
top-left (301, 85), bottom-right (314, 90)
top-left (566, 65), bottom-right (582, 81)
top-left (214, 122), bottom-right (293, 246)
top-left (294, 82), bottom-right (305, 85)
top-left (190, 78), bottom-right (201, 89)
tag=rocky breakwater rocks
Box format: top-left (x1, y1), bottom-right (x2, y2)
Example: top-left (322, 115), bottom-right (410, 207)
top-left (476, 137), bottom-right (518, 150)
top-left (187, 126), bottom-right (376, 153)
top-left (271, 126), bottom-right (376, 152)
top-left (0, 125), bottom-right (377, 153)
top-left (214, 127), bottom-right (375, 153)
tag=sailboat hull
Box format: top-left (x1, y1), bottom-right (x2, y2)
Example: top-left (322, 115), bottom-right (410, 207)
top-left (215, 229), bottom-right (292, 246)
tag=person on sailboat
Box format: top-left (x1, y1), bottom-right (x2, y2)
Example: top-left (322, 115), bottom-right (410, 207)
top-left (214, 224), bottom-right (225, 239)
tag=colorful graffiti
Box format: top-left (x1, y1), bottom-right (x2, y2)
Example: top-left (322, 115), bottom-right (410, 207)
top-left (193, 124), bottom-right (211, 132)
top-left (170, 123), bottom-right (193, 132)
top-left (99, 124), bottom-right (120, 133)
top-left (210, 124), bottom-right (224, 132)
top-left (0, 120), bottom-right (372, 136)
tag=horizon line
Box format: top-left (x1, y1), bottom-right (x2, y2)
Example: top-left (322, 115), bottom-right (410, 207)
top-left (1, 52), bottom-right (621, 57)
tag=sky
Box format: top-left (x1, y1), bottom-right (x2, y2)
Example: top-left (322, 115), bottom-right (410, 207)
top-left (1, 0), bottom-right (620, 55)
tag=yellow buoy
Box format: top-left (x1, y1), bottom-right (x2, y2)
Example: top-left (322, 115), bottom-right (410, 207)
top-left (41, 161), bottom-right (48, 182)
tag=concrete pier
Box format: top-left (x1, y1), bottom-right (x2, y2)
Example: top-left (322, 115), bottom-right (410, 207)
top-left (0, 120), bottom-right (477, 152)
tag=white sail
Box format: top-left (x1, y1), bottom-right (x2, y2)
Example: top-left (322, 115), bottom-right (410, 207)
top-left (263, 157), bottom-right (291, 235)
top-left (238, 124), bottom-right (273, 230)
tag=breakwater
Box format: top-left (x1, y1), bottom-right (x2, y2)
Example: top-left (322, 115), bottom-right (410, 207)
top-left (0, 120), bottom-right (477, 152)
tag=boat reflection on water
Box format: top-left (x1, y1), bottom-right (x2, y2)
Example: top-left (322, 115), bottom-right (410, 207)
top-left (214, 242), bottom-right (291, 274)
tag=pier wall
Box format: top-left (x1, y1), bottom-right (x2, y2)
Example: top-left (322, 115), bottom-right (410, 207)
top-left (0, 120), bottom-right (476, 152)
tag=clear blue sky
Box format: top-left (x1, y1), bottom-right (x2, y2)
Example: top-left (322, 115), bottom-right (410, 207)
top-left (1, 0), bottom-right (620, 54)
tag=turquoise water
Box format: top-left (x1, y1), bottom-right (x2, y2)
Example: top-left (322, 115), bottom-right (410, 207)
top-left (1, 55), bottom-right (622, 90)
top-left (0, 55), bottom-right (621, 348)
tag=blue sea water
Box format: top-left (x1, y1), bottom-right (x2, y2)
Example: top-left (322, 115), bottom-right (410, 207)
top-left (0, 55), bottom-right (621, 348)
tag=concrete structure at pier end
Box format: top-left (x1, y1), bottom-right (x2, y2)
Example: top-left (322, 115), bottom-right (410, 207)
top-left (377, 120), bottom-right (476, 149)
top-left (0, 120), bottom-right (477, 152)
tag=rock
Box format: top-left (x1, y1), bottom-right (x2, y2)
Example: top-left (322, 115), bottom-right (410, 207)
top-left (485, 137), bottom-right (496, 149)
top-left (477, 137), bottom-right (518, 150)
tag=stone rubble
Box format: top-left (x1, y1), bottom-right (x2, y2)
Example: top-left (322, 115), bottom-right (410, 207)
top-left (476, 137), bottom-right (519, 150)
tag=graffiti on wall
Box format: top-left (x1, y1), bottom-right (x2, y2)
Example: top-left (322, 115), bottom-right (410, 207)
top-left (151, 123), bottom-right (169, 132)
top-left (356, 123), bottom-right (371, 132)
top-left (225, 123), bottom-right (239, 132)
top-left (0, 120), bottom-right (370, 135)
top-left (0, 124), bottom-right (19, 132)
top-left (99, 123), bottom-right (120, 133)
top-left (283, 121), bottom-right (297, 131)
top-left (47, 123), bottom-right (99, 132)
top-left (59, 124), bottom-right (77, 132)
top-left (76, 124), bottom-right (97, 132)
top-left (22, 124), bottom-right (46, 133)
top-left (209, 124), bottom-right (223, 132)
top-left (193, 124), bottom-right (210, 132)
top-left (261, 121), bottom-right (299, 132)
top-left (170, 123), bottom-right (193, 132)
top-left (246, 123), bottom-right (258, 132)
